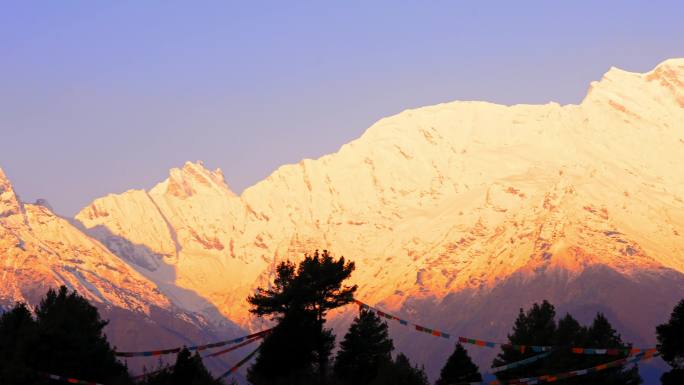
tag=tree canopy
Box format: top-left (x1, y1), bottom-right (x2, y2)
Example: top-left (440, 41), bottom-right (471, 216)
top-left (247, 250), bottom-right (357, 385)
top-left (248, 250), bottom-right (357, 322)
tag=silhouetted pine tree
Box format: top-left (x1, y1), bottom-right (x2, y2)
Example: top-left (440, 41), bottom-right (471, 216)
top-left (173, 348), bottom-right (220, 385)
top-left (579, 313), bottom-right (641, 385)
top-left (542, 313), bottom-right (587, 378)
top-left (435, 343), bottom-right (481, 385)
top-left (140, 348), bottom-right (220, 385)
top-left (247, 250), bottom-right (356, 385)
top-left (492, 300), bottom-right (557, 381)
top-left (333, 309), bottom-right (394, 385)
top-left (0, 302), bottom-right (39, 384)
top-left (657, 299), bottom-right (684, 385)
top-left (369, 353), bottom-right (428, 385)
top-left (248, 310), bottom-right (327, 385)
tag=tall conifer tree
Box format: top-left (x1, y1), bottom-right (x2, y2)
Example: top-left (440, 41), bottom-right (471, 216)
top-left (578, 313), bottom-right (641, 385)
top-left (333, 309), bottom-right (394, 385)
top-left (657, 299), bottom-right (684, 385)
top-left (247, 250), bottom-right (356, 385)
top-left (492, 300), bottom-right (557, 381)
top-left (435, 343), bottom-right (482, 385)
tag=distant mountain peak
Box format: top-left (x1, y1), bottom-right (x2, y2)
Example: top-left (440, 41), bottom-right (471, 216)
top-left (0, 168), bottom-right (26, 222)
top-left (0, 169), bottom-right (175, 314)
top-left (150, 160), bottom-right (235, 199)
top-left (583, 57), bottom-right (684, 109)
top-left (653, 57), bottom-right (684, 71)
top-left (0, 166), bottom-right (239, 371)
top-left (33, 198), bottom-right (53, 212)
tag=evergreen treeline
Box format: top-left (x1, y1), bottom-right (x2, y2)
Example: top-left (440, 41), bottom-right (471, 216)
top-left (0, 286), bottom-right (131, 385)
top-left (492, 300), bottom-right (641, 385)
top-left (0, 253), bottom-right (682, 385)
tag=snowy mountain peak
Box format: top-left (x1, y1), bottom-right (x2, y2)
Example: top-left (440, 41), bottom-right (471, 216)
top-left (583, 57), bottom-right (684, 111)
top-left (599, 57), bottom-right (684, 84)
top-left (0, 168), bottom-right (241, 367)
top-left (150, 161), bottom-right (235, 199)
top-left (0, 166), bottom-right (176, 314)
top-left (0, 168), bottom-right (25, 221)
top-left (71, 58), bottom-right (684, 330)
top-left (652, 57), bottom-right (684, 73)
top-left (5, 59), bottom-right (684, 377)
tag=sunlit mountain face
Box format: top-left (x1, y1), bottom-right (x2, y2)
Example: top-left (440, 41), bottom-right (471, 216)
top-left (0, 169), bottom-right (243, 375)
top-left (2, 58), bottom-right (684, 379)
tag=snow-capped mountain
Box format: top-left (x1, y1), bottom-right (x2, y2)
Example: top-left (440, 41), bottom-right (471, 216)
top-left (1, 168), bottom-right (172, 310)
top-left (75, 161), bottom-right (264, 325)
top-left (76, 58), bottom-right (684, 327)
top-left (3, 58), bottom-right (684, 378)
top-left (0, 168), bottom-right (241, 373)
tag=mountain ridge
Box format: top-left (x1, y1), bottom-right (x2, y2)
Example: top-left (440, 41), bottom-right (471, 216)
top-left (0, 167), bottom-right (243, 374)
top-left (2, 58), bottom-right (683, 380)
top-left (73, 58), bottom-right (684, 330)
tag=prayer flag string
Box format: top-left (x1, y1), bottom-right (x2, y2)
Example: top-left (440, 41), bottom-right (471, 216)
top-left (219, 344), bottom-right (262, 378)
top-left (115, 328), bottom-right (272, 357)
top-left (41, 373), bottom-right (104, 385)
top-left (491, 352), bottom-right (553, 374)
top-left (354, 299), bottom-right (655, 355)
top-left (355, 300), bottom-right (452, 339)
top-left (203, 334), bottom-right (265, 358)
top-left (453, 350), bottom-right (658, 385)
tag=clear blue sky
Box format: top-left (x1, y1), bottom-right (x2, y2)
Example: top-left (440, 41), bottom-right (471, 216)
top-left (1, 1), bottom-right (683, 215)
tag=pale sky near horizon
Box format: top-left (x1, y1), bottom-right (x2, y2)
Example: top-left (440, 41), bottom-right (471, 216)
top-left (1, 1), bottom-right (683, 216)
